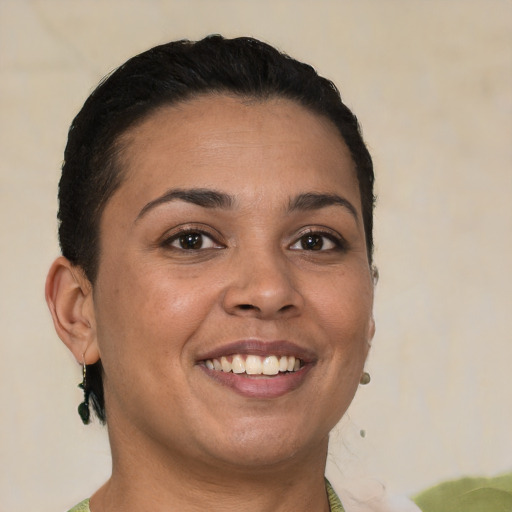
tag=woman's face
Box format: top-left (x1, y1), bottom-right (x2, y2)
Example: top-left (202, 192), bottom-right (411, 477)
top-left (91, 95), bottom-right (375, 471)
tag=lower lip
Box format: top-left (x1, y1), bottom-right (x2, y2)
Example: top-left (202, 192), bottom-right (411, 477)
top-left (198, 364), bottom-right (313, 399)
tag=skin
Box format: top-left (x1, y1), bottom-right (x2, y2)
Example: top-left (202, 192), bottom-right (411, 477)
top-left (46, 94), bottom-right (375, 512)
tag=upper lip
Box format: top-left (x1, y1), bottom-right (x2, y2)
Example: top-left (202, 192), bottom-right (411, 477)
top-left (196, 339), bottom-right (317, 364)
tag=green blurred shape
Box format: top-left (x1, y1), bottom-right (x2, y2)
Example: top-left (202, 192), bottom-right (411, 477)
top-left (413, 472), bottom-right (512, 512)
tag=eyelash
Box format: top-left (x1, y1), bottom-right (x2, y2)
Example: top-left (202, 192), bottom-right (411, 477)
top-left (160, 227), bottom-right (347, 252)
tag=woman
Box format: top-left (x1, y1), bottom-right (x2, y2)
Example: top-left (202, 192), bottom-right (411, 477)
top-left (45, 35), bottom-right (414, 512)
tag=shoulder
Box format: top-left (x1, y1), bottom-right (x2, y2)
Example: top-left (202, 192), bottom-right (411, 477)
top-left (66, 499), bottom-right (90, 512)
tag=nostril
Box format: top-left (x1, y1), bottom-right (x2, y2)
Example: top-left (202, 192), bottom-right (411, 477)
top-left (239, 304), bottom-right (256, 310)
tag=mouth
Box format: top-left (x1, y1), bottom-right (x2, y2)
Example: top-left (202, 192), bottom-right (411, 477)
top-left (196, 340), bottom-right (315, 398)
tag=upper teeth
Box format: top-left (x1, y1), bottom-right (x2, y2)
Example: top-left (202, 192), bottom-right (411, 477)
top-left (204, 355), bottom-right (301, 375)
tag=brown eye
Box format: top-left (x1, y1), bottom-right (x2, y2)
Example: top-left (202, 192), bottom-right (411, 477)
top-left (301, 234), bottom-right (324, 251)
top-left (178, 233), bottom-right (203, 250)
top-left (166, 231), bottom-right (219, 250)
top-left (289, 231), bottom-right (341, 252)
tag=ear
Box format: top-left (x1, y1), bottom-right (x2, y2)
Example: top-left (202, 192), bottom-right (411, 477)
top-left (366, 266), bottom-right (378, 350)
top-left (367, 315), bottom-right (376, 349)
top-left (45, 257), bottom-right (100, 365)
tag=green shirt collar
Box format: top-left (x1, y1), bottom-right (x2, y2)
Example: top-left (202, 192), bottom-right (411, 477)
top-left (68, 480), bottom-right (345, 512)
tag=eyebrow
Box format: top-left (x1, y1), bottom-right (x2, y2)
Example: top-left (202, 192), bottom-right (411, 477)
top-left (135, 188), bottom-right (358, 223)
top-left (136, 188), bottom-right (234, 221)
top-left (288, 192), bottom-right (358, 221)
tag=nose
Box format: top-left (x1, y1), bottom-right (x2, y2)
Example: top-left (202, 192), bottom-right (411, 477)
top-left (222, 249), bottom-right (304, 319)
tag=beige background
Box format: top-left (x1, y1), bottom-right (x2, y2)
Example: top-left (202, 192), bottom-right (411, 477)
top-left (1, 0), bottom-right (511, 510)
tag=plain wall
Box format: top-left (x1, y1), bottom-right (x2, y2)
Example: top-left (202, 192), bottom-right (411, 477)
top-left (1, 1), bottom-right (511, 510)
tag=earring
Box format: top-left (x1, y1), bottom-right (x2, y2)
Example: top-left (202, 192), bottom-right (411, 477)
top-left (360, 371), bottom-right (371, 385)
top-left (77, 358), bottom-right (91, 424)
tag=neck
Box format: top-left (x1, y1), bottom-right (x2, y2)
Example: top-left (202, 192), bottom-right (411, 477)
top-left (91, 418), bottom-right (331, 512)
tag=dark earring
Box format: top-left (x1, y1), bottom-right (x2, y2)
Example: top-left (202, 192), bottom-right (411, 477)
top-left (360, 371), bottom-right (371, 385)
top-left (78, 358), bottom-right (91, 424)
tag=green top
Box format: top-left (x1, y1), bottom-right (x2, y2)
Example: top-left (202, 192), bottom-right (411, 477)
top-left (67, 479), bottom-right (345, 512)
top-left (326, 479), bottom-right (345, 512)
top-left (67, 500), bottom-right (90, 512)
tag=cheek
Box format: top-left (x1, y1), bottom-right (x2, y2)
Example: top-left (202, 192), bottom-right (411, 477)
top-left (312, 269), bottom-right (373, 338)
top-left (94, 260), bottom-right (216, 362)
top-left (310, 270), bottom-right (373, 402)
top-left (93, 265), bottom-right (216, 413)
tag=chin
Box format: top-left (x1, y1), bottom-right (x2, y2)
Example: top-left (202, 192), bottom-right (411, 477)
top-left (199, 419), bottom-right (329, 471)
top-left (207, 442), bottom-right (309, 471)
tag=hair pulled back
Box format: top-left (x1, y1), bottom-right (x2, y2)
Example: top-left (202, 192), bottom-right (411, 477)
top-left (58, 35), bottom-right (375, 423)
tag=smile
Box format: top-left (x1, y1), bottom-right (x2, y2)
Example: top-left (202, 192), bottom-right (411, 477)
top-left (196, 340), bottom-right (315, 398)
top-left (204, 354), bottom-right (303, 375)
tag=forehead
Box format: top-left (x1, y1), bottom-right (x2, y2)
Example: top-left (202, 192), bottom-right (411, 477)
top-left (114, 94), bottom-right (360, 209)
